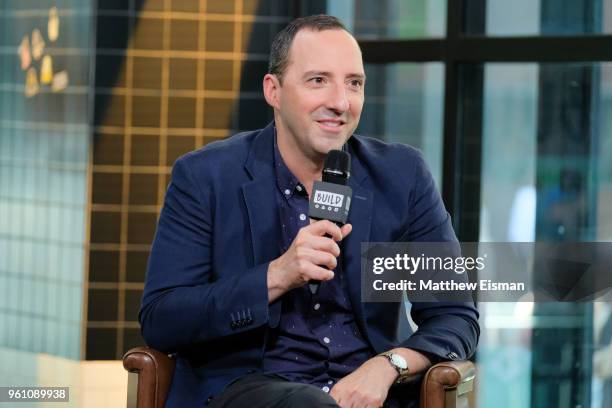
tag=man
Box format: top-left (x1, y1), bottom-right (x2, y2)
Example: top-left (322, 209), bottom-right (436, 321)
top-left (140, 15), bottom-right (479, 408)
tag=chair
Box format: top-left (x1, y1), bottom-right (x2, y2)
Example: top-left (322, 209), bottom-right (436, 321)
top-left (123, 347), bottom-right (476, 408)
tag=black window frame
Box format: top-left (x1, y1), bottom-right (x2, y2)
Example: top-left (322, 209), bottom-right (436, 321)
top-left (355, 0), bottom-right (612, 240)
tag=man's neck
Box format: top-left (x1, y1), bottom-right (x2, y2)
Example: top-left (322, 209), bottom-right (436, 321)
top-left (275, 125), bottom-right (323, 196)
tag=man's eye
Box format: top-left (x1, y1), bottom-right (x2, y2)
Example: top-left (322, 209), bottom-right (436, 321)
top-left (310, 77), bottom-right (325, 84)
top-left (350, 80), bottom-right (363, 88)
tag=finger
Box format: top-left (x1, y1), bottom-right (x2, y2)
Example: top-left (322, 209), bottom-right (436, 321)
top-left (304, 248), bottom-right (337, 270)
top-left (305, 264), bottom-right (335, 281)
top-left (349, 392), bottom-right (367, 408)
top-left (300, 248), bottom-right (338, 270)
top-left (340, 223), bottom-right (352, 238)
top-left (309, 236), bottom-right (341, 257)
top-left (329, 389), bottom-right (339, 403)
top-left (295, 246), bottom-right (336, 269)
top-left (343, 396), bottom-right (356, 408)
top-left (330, 385), bottom-right (347, 408)
top-left (308, 220), bottom-right (343, 241)
top-left (296, 246), bottom-right (337, 269)
top-left (329, 390), bottom-right (343, 408)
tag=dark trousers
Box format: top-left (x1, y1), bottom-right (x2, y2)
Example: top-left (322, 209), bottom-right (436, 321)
top-left (208, 374), bottom-right (419, 408)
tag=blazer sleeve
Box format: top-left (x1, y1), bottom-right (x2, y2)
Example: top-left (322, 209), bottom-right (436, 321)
top-left (139, 155), bottom-right (271, 353)
top-left (399, 151), bottom-right (480, 361)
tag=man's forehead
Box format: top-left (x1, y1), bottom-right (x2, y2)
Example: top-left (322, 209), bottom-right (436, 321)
top-left (287, 28), bottom-right (364, 73)
top-left (291, 28), bottom-right (360, 53)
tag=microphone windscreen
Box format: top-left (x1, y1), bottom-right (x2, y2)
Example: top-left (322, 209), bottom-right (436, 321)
top-left (323, 149), bottom-right (351, 185)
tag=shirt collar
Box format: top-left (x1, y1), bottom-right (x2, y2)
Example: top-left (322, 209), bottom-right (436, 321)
top-left (273, 127), bottom-right (305, 198)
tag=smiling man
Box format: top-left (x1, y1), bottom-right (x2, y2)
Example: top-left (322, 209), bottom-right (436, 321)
top-left (140, 15), bottom-right (479, 408)
top-left (264, 26), bottom-right (364, 184)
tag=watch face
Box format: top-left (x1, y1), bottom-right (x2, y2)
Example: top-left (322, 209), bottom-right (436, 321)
top-left (390, 354), bottom-right (408, 370)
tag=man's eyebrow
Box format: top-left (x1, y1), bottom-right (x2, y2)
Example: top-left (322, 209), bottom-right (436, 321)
top-left (348, 73), bottom-right (367, 81)
top-left (302, 70), bottom-right (366, 80)
top-left (302, 70), bottom-right (331, 78)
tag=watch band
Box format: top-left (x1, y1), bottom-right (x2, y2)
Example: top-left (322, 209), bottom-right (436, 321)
top-left (378, 352), bottom-right (411, 384)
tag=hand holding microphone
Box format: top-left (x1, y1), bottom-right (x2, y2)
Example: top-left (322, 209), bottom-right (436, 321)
top-left (267, 220), bottom-right (352, 301)
top-left (266, 149), bottom-right (353, 301)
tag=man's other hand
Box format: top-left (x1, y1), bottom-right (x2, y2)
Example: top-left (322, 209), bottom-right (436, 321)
top-left (267, 220), bottom-right (352, 302)
top-left (329, 356), bottom-right (397, 408)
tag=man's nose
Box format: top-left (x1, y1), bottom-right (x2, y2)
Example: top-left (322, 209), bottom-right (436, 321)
top-left (326, 83), bottom-right (349, 113)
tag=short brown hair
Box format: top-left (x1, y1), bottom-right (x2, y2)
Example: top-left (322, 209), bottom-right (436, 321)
top-left (268, 15), bottom-right (349, 84)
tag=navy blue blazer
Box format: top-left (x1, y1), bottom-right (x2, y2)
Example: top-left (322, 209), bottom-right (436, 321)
top-left (139, 122), bottom-right (479, 407)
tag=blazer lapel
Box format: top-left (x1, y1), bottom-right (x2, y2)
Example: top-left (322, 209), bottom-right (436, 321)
top-left (343, 151), bottom-right (374, 343)
top-left (242, 123), bottom-right (282, 326)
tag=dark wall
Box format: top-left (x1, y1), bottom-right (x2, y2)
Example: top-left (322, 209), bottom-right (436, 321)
top-left (87, 0), bottom-right (314, 360)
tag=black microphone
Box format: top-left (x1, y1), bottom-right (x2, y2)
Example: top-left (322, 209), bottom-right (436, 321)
top-left (307, 149), bottom-right (353, 295)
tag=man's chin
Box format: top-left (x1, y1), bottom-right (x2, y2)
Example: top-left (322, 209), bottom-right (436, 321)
top-left (314, 141), bottom-right (347, 157)
top-left (314, 131), bottom-right (352, 152)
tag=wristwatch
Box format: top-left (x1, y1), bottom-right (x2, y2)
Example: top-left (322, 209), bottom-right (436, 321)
top-left (378, 351), bottom-right (411, 383)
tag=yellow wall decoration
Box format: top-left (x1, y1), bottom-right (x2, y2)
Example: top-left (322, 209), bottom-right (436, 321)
top-left (31, 28), bottom-right (45, 60)
top-left (19, 36), bottom-right (31, 70)
top-left (48, 7), bottom-right (59, 42)
top-left (20, 7), bottom-right (69, 98)
top-left (25, 67), bottom-right (39, 97)
top-left (41, 55), bottom-right (53, 85)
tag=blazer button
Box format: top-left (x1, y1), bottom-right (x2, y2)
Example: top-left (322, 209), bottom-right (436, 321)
top-left (207, 396), bottom-right (213, 404)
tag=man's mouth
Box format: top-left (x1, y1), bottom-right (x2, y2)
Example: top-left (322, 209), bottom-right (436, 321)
top-left (316, 119), bottom-right (346, 129)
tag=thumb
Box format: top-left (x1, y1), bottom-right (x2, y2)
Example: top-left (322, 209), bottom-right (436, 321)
top-left (340, 223), bottom-right (353, 240)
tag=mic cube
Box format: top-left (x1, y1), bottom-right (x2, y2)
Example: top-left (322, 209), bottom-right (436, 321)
top-left (308, 180), bottom-right (352, 225)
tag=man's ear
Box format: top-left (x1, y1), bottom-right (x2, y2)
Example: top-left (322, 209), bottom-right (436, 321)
top-left (263, 73), bottom-right (281, 110)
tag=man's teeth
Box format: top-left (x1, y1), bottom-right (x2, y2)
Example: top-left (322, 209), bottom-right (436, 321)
top-left (320, 121), bottom-right (341, 127)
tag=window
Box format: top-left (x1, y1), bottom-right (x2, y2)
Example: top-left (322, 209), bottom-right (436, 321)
top-left (332, 1), bottom-right (612, 406)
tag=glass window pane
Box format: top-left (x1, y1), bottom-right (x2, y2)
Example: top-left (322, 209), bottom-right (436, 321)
top-left (480, 64), bottom-right (539, 242)
top-left (328, 0), bottom-right (447, 39)
top-left (485, 0), bottom-right (612, 36)
top-left (360, 63), bottom-right (444, 187)
top-left (476, 62), bottom-right (612, 408)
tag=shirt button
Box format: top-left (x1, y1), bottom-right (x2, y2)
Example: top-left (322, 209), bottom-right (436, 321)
top-left (323, 337), bottom-right (330, 344)
top-left (284, 189), bottom-right (291, 195)
top-left (328, 380), bottom-right (333, 385)
top-left (299, 213), bottom-right (307, 221)
top-left (314, 303), bottom-right (321, 311)
top-left (296, 185), bottom-right (303, 192)
top-left (322, 386), bottom-right (330, 393)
